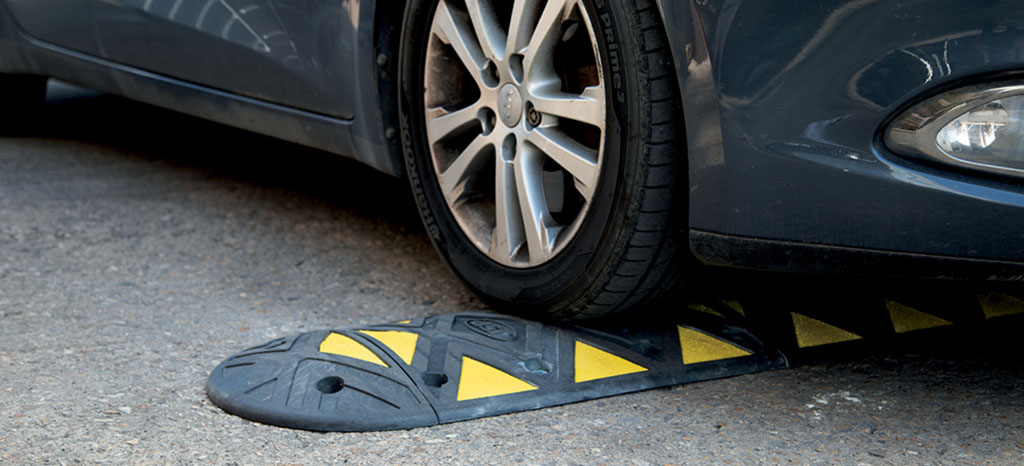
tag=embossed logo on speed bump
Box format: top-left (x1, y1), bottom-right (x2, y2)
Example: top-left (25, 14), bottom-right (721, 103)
top-left (574, 341), bottom-right (647, 383)
top-left (791, 313), bottom-right (861, 348)
top-left (678, 326), bottom-right (752, 364)
top-left (886, 301), bottom-right (951, 333)
top-left (456, 357), bottom-right (537, 401)
top-left (319, 333), bottom-right (389, 367)
top-left (358, 330), bottom-right (419, 365)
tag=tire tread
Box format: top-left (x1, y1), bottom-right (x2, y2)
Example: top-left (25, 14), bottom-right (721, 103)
top-left (547, 1), bottom-right (689, 320)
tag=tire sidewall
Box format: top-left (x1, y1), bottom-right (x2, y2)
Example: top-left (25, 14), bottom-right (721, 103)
top-left (398, 0), bottom-right (644, 313)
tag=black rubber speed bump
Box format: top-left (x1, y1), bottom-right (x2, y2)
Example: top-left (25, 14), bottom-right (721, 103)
top-left (207, 311), bottom-right (787, 431)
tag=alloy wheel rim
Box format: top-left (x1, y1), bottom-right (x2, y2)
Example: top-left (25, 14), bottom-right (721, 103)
top-left (423, 0), bottom-right (606, 268)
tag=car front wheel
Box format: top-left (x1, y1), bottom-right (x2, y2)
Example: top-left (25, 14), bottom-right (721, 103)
top-left (398, 0), bottom-right (687, 320)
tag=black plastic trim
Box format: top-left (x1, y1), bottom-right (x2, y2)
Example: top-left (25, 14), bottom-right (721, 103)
top-left (691, 230), bottom-right (1024, 281)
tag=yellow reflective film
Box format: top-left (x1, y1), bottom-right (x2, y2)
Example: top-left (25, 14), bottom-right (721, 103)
top-left (358, 330), bottom-right (419, 365)
top-left (886, 300), bottom-right (951, 333)
top-left (677, 326), bottom-right (751, 364)
top-left (574, 341), bottom-right (647, 383)
top-left (456, 357), bottom-right (536, 401)
top-left (791, 313), bottom-right (861, 348)
top-left (319, 333), bottom-right (389, 367)
top-left (722, 299), bottom-right (746, 316)
top-left (978, 292), bottom-right (1024, 319)
top-left (688, 304), bottom-right (724, 318)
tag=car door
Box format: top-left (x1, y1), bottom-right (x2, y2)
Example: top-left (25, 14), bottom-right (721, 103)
top-left (3, 0), bottom-right (101, 55)
top-left (90, 0), bottom-right (358, 119)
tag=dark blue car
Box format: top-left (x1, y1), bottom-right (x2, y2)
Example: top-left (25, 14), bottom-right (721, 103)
top-left (2, 0), bottom-right (1022, 319)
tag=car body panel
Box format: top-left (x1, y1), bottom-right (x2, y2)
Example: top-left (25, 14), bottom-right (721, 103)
top-left (3, 0), bottom-right (100, 56)
top-left (0, 0), bottom-right (400, 175)
top-left (91, 0), bottom-right (358, 119)
top-left (658, 0), bottom-right (1024, 263)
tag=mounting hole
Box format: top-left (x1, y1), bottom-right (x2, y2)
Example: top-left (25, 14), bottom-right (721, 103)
top-left (315, 376), bottom-right (345, 394)
top-left (422, 372), bottom-right (449, 387)
top-left (638, 343), bottom-right (661, 358)
top-left (523, 357), bottom-right (551, 375)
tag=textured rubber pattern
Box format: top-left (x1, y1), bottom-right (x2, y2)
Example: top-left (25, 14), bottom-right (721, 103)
top-left (398, 0), bottom-right (688, 321)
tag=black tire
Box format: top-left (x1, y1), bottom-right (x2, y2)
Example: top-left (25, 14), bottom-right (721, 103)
top-left (0, 74), bottom-right (47, 131)
top-left (398, 0), bottom-right (687, 320)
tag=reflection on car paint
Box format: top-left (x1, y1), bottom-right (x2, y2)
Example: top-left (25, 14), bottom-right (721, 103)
top-left (120, 0), bottom-right (302, 67)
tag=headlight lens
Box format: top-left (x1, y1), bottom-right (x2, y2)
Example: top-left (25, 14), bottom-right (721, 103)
top-left (885, 81), bottom-right (1024, 177)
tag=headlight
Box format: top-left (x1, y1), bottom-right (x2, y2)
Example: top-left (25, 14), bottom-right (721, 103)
top-left (885, 81), bottom-right (1024, 177)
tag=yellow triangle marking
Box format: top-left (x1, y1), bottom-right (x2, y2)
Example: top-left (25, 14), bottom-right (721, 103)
top-left (456, 357), bottom-right (537, 401)
top-left (574, 341), bottom-right (648, 383)
top-left (722, 299), bottom-right (746, 316)
top-left (319, 333), bottom-right (389, 367)
top-left (396, 320), bottom-right (411, 324)
top-left (678, 326), bottom-right (752, 364)
top-left (688, 303), bottom-right (724, 318)
top-left (978, 292), bottom-right (1024, 319)
top-left (358, 330), bottom-right (419, 365)
top-left (886, 300), bottom-right (951, 333)
top-left (791, 313), bottom-right (861, 348)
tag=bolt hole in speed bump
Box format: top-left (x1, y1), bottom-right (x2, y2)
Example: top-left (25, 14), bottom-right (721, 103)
top-left (206, 284), bottom-right (1024, 431)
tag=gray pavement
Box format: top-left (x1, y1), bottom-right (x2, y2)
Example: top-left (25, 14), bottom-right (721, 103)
top-left (1, 83), bottom-right (1022, 465)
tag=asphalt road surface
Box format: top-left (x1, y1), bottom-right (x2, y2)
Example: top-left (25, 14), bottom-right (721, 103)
top-left (1, 83), bottom-right (1022, 465)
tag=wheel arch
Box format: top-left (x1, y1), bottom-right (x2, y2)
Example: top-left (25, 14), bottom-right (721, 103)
top-left (652, 0), bottom-right (729, 237)
top-left (344, 0), bottom-right (408, 177)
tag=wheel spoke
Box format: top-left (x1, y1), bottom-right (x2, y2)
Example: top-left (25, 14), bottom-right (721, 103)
top-left (526, 128), bottom-right (599, 200)
top-left (491, 154), bottom-right (525, 260)
top-left (438, 134), bottom-right (493, 202)
top-left (465, 0), bottom-right (506, 61)
top-left (514, 145), bottom-right (558, 260)
top-left (530, 85), bottom-right (605, 128)
top-left (426, 102), bottom-right (481, 145)
top-left (433, 0), bottom-right (488, 85)
top-left (424, 0), bottom-right (604, 267)
top-left (522, 0), bottom-right (570, 76)
top-left (506, 0), bottom-right (542, 56)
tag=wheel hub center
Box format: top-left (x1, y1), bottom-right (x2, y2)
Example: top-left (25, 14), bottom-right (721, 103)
top-left (498, 83), bottom-right (524, 127)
